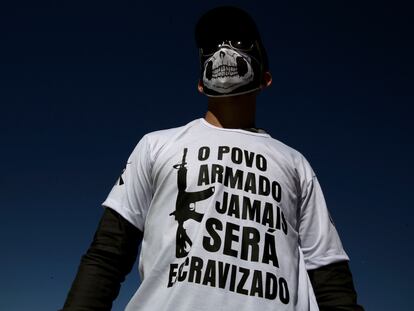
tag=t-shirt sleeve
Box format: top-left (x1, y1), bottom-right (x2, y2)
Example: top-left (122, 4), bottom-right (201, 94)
top-left (296, 154), bottom-right (349, 270)
top-left (101, 135), bottom-right (153, 231)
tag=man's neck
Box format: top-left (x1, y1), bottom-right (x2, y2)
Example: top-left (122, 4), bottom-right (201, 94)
top-left (204, 91), bottom-right (258, 129)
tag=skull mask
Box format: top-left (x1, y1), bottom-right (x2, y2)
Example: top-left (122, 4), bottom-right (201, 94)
top-left (202, 41), bottom-right (255, 94)
top-left (195, 6), bottom-right (269, 97)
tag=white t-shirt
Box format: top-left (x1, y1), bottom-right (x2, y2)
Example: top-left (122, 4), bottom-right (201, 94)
top-left (102, 118), bottom-right (349, 311)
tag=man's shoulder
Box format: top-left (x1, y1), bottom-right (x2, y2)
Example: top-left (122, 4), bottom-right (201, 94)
top-left (143, 119), bottom-right (200, 142)
top-left (266, 134), bottom-right (305, 162)
top-left (132, 119), bottom-right (201, 158)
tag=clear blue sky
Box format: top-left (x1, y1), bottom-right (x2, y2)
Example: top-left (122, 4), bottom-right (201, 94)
top-left (1, 0), bottom-right (412, 310)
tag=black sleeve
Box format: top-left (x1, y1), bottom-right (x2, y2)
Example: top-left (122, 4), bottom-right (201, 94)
top-left (61, 207), bottom-right (143, 311)
top-left (307, 260), bottom-right (365, 311)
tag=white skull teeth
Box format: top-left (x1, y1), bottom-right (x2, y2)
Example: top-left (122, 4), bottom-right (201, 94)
top-left (212, 64), bottom-right (239, 78)
top-left (203, 47), bottom-right (254, 93)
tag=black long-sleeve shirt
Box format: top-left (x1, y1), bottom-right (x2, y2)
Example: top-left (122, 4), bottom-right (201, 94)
top-left (61, 207), bottom-right (364, 311)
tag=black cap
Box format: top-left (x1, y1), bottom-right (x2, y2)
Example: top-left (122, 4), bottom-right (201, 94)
top-left (194, 5), bottom-right (269, 72)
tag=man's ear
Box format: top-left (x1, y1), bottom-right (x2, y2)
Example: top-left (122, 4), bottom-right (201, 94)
top-left (261, 71), bottom-right (272, 90)
top-left (197, 80), bottom-right (204, 93)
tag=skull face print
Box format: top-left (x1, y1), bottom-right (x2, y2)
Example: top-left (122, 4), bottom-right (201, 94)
top-left (198, 38), bottom-right (266, 97)
top-left (202, 47), bottom-right (254, 93)
top-left (195, 6), bottom-right (270, 98)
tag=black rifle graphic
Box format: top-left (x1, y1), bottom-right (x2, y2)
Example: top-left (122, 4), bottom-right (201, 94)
top-left (170, 148), bottom-right (215, 258)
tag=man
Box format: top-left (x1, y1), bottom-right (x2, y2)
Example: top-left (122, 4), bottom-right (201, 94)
top-left (62, 5), bottom-right (364, 311)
